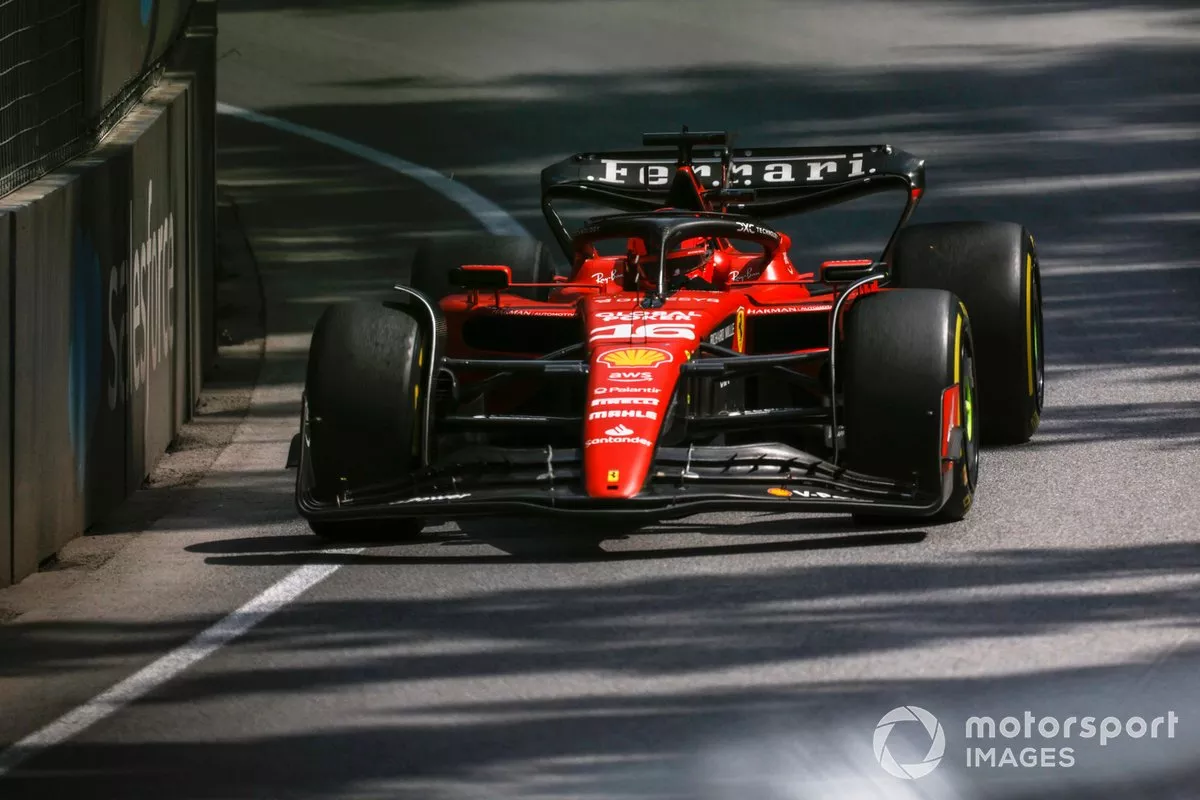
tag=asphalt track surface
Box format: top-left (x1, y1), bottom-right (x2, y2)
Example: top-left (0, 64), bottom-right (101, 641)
top-left (2, 1), bottom-right (1200, 798)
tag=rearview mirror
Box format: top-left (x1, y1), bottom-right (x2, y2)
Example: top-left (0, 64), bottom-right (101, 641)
top-left (450, 264), bottom-right (512, 290)
top-left (820, 259), bottom-right (880, 284)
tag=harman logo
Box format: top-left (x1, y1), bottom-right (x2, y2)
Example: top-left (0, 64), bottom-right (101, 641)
top-left (597, 347), bottom-right (671, 368)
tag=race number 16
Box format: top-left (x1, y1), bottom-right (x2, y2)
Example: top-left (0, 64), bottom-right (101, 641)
top-left (590, 323), bottom-right (697, 341)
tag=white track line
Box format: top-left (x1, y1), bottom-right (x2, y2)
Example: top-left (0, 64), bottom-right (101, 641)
top-left (0, 104), bottom-right (524, 777)
top-left (0, 557), bottom-right (352, 776)
top-left (216, 102), bottom-right (530, 237)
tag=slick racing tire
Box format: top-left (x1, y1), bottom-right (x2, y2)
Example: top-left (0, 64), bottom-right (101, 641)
top-left (304, 301), bottom-right (426, 541)
top-left (843, 289), bottom-right (979, 522)
top-left (889, 221), bottom-right (1044, 444)
top-left (409, 235), bottom-right (557, 302)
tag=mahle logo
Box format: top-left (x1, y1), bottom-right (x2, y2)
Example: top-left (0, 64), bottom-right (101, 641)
top-left (874, 706), bottom-right (946, 780)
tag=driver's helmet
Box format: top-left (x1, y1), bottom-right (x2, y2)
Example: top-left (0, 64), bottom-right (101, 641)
top-left (626, 234), bottom-right (715, 289)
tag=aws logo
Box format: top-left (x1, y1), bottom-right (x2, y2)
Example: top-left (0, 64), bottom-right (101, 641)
top-left (70, 229), bottom-right (104, 488)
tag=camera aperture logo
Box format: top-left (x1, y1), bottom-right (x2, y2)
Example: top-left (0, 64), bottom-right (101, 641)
top-left (874, 706), bottom-right (946, 780)
top-left (873, 705), bottom-right (1181, 779)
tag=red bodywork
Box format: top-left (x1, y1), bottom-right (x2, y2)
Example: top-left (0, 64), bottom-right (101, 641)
top-left (436, 164), bottom-right (894, 500)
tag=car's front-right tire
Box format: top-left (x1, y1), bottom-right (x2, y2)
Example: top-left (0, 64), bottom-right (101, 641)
top-left (890, 221), bottom-right (1043, 445)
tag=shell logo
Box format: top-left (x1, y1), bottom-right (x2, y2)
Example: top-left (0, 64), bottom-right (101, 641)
top-left (597, 348), bottom-right (672, 368)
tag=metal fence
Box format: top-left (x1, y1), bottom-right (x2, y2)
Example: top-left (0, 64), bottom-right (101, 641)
top-left (0, 0), bottom-right (85, 197)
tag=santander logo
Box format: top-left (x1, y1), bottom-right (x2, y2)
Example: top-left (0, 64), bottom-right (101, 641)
top-left (605, 424), bottom-right (634, 436)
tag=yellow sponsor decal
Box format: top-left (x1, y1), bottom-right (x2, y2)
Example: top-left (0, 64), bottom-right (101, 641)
top-left (734, 307), bottom-right (746, 353)
top-left (598, 347), bottom-right (671, 368)
top-left (768, 487), bottom-right (792, 498)
top-left (606, 469), bottom-right (620, 483)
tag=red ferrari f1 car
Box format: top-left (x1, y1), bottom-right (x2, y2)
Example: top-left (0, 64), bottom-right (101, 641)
top-left (294, 129), bottom-right (1044, 539)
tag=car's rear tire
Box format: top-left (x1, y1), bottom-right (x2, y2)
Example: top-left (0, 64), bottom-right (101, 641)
top-left (304, 301), bottom-right (427, 541)
top-left (889, 221), bottom-right (1044, 444)
top-left (843, 289), bottom-right (978, 522)
top-left (409, 235), bottom-right (557, 302)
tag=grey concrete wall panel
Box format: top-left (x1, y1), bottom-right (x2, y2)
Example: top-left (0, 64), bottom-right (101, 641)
top-left (11, 185), bottom-right (86, 579)
top-left (168, 83), bottom-right (191, 427)
top-left (0, 212), bottom-right (12, 587)
top-left (166, 0), bottom-right (216, 395)
top-left (77, 152), bottom-right (134, 524)
top-left (127, 102), bottom-right (182, 484)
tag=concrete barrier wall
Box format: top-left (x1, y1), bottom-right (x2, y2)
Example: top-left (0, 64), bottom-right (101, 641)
top-left (0, 212), bottom-right (11, 585)
top-left (0, 4), bottom-right (215, 587)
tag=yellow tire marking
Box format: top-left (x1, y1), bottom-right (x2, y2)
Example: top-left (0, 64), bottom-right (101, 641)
top-left (953, 313), bottom-right (962, 383)
top-left (1025, 253), bottom-right (1034, 396)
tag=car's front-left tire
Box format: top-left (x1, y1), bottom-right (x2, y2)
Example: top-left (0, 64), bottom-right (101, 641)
top-left (302, 301), bottom-right (427, 541)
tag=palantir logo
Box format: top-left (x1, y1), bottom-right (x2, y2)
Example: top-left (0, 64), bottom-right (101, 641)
top-left (874, 706), bottom-right (946, 780)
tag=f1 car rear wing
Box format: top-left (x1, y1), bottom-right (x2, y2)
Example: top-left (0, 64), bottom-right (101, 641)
top-left (539, 129), bottom-right (927, 260)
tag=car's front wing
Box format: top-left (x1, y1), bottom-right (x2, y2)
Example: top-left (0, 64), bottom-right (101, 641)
top-left (296, 438), bottom-right (955, 524)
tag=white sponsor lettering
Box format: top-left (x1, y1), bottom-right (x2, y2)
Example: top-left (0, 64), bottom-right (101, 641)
top-left (708, 323), bottom-right (735, 345)
top-left (641, 165), bottom-right (670, 186)
top-left (594, 385), bottom-right (659, 394)
top-left (791, 490), bottom-right (848, 500)
top-left (591, 270), bottom-right (618, 285)
top-left (763, 163), bottom-right (794, 183)
top-left (489, 308), bottom-right (577, 317)
top-left (591, 397), bottom-right (660, 407)
top-left (608, 371), bottom-right (654, 383)
top-left (748, 304), bottom-right (833, 315)
top-left (606, 424), bottom-right (633, 436)
top-left (590, 155), bottom-right (866, 187)
top-left (672, 295), bottom-right (721, 303)
top-left (599, 159), bottom-right (629, 184)
top-left (807, 161), bottom-right (839, 181)
top-left (589, 409), bottom-right (658, 421)
top-left (585, 436), bottom-right (653, 447)
top-left (108, 180), bottom-right (176, 410)
top-left (392, 493), bottom-right (470, 504)
top-left (595, 310), bottom-right (701, 322)
top-left (590, 323), bottom-right (696, 342)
